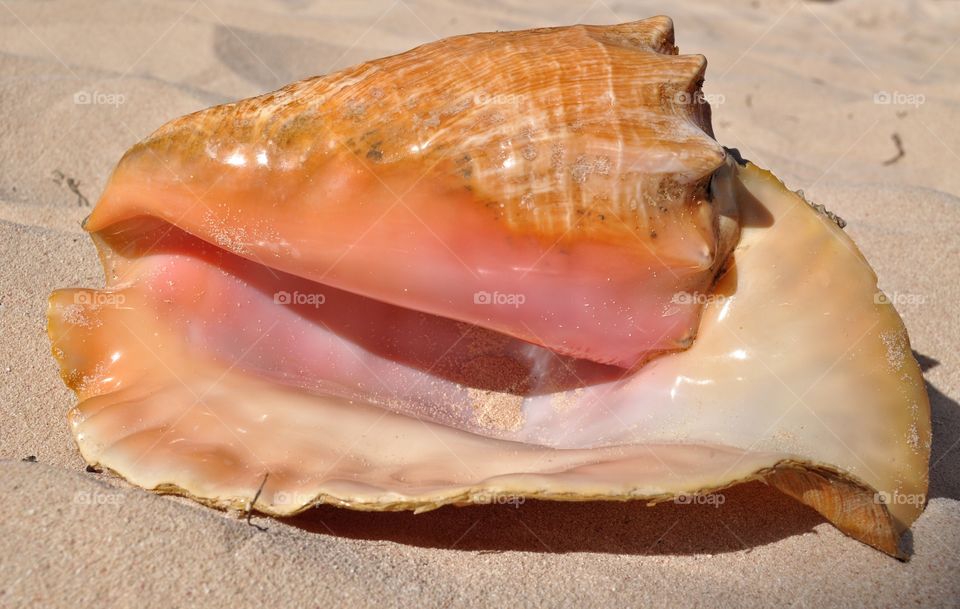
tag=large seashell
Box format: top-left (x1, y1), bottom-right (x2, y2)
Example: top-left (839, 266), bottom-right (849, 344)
top-left (48, 17), bottom-right (929, 558)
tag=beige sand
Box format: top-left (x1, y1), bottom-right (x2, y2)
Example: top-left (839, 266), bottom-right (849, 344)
top-left (2, 0), bottom-right (959, 606)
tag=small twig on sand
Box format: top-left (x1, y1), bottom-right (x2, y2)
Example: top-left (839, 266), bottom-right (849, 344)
top-left (51, 170), bottom-right (91, 206)
top-left (246, 473), bottom-right (270, 531)
top-left (883, 133), bottom-right (905, 166)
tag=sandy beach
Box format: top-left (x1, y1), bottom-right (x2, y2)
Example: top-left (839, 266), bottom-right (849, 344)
top-left (2, 0), bottom-right (959, 606)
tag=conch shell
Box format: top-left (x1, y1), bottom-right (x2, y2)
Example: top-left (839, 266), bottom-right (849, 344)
top-left (47, 16), bottom-right (930, 558)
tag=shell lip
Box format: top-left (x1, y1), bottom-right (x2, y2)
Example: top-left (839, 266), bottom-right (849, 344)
top-left (79, 453), bottom-right (910, 559)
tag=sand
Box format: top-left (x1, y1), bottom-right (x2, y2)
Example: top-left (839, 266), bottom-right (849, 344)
top-left (2, 0), bottom-right (959, 606)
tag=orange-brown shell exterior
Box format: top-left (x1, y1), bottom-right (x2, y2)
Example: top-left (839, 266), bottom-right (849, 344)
top-left (116, 16), bottom-right (723, 250)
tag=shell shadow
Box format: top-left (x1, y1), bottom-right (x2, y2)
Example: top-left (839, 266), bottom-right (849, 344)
top-left (282, 481), bottom-right (827, 556)
top-left (915, 351), bottom-right (960, 501)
